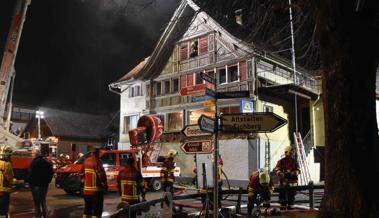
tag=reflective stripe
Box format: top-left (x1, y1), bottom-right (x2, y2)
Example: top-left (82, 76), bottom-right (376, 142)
top-left (0, 172), bottom-right (11, 192)
top-left (84, 169), bottom-right (99, 191)
top-left (120, 179), bottom-right (138, 200)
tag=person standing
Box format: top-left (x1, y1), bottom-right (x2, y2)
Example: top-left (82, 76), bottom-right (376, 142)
top-left (117, 156), bottom-right (145, 218)
top-left (0, 145), bottom-right (13, 218)
top-left (274, 145), bottom-right (300, 210)
top-left (81, 147), bottom-right (107, 218)
top-left (247, 169), bottom-right (274, 216)
top-left (27, 148), bottom-right (54, 218)
top-left (160, 149), bottom-right (177, 195)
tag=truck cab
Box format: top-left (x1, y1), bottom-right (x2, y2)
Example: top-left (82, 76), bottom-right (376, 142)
top-left (55, 149), bottom-right (180, 195)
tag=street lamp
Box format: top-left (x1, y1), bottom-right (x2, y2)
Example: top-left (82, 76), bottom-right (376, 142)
top-left (35, 110), bottom-right (44, 140)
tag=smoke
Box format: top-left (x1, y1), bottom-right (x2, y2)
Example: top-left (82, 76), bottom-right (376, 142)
top-left (4, 0), bottom-right (178, 113)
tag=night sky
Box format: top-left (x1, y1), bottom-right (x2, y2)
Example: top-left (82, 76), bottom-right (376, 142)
top-left (0, 0), bottom-right (178, 114)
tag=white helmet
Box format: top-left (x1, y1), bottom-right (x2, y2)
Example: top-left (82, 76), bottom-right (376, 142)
top-left (259, 170), bottom-right (270, 184)
top-left (284, 145), bottom-right (293, 155)
top-left (0, 145), bottom-right (12, 159)
top-left (167, 149), bottom-right (178, 157)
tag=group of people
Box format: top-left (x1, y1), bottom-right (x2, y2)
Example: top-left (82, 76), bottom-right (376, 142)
top-left (0, 145), bottom-right (54, 218)
top-left (247, 145), bottom-right (300, 216)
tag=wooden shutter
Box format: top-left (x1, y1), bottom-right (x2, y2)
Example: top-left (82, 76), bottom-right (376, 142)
top-left (240, 61), bottom-right (247, 81)
top-left (199, 35), bottom-right (208, 55)
top-left (180, 42), bottom-right (188, 61)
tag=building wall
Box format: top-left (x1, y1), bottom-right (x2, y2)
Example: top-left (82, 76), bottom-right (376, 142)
top-left (119, 81), bottom-right (147, 149)
top-left (57, 139), bottom-right (102, 160)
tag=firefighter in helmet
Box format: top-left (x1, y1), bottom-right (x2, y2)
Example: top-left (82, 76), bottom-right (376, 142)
top-left (0, 145), bottom-right (13, 218)
top-left (247, 169), bottom-right (274, 216)
top-left (160, 149), bottom-right (177, 195)
top-left (80, 147), bottom-right (107, 218)
top-left (274, 145), bottom-right (300, 210)
top-left (117, 156), bottom-right (145, 218)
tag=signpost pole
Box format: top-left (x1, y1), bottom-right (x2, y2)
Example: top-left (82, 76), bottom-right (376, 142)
top-left (213, 76), bottom-right (219, 218)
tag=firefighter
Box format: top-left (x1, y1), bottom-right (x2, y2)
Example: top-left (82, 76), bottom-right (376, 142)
top-left (274, 145), bottom-right (300, 210)
top-left (80, 147), bottom-right (108, 218)
top-left (117, 156), bottom-right (145, 218)
top-left (160, 149), bottom-right (177, 195)
top-left (0, 145), bottom-right (13, 218)
top-left (247, 169), bottom-right (274, 216)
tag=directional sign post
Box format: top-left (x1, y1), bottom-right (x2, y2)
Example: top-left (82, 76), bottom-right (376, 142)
top-left (220, 112), bottom-right (287, 133)
top-left (205, 88), bottom-right (216, 99)
top-left (181, 140), bottom-right (213, 154)
top-left (198, 115), bottom-right (215, 134)
top-left (216, 90), bottom-right (250, 99)
top-left (181, 124), bottom-right (212, 137)
top-left (200, 72), bottom-right (215, 84)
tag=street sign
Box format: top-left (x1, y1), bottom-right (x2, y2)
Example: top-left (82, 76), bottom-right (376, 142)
top-left (200, 72), bottom-right (215, 84)
top-left (203, 99), bottom-right (215, 107)
top-left (180, 84), bottom-right (207, 96)
top-left (181, 140), bottom-right (213, 154)
top-left (191, 95), bottom-right (211, 103)
top-left (220, 112), bottom-right (287, 133)
top-left (216, 91), bottom-right (250, 99)
top-left (181, 124), bottom-right (212, 137)
top-left (198, 115), bottom-right (215, 134)
top-left (240, 99), bottom-right (254, 113)
top-left (205, 88), bottom-right (216, 98)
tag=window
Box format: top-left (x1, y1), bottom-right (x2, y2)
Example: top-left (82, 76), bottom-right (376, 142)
top-left (129, 85), bottom-right (142, 98)
top-left (119, 153), bottom-right (133, 166)
top-left (263, 104), bottom-right (274, 112)
top-left (155, 81), bottom-right (161, 96)
top-left (123, 115), bottom-right (138, 134)
top-left (101, 153), bottom-right (116, 166)
top-left (188, 110), bottom-right (213, 124)
top-left (173, 78), bottom-right (179, 93)
top-left (195, 73), bottom-right (203, 85)
top-left (228, 65), bottom-right (239, 82)
top-left (218, 68), bottom-right (227, 84)
top-left (164, 80), bottom-right (170, 95)
top-left (167, 112), bottom-right (183, 131)
top-left (189, 40), bottom-right (198, 58)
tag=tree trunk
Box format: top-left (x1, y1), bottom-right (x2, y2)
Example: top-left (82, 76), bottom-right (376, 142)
top-left (318, 1), bottom-right (379, 217)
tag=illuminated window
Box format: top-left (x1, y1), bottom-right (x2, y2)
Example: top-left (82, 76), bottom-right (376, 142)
top-left (188, 110), bottom-right (214, 125)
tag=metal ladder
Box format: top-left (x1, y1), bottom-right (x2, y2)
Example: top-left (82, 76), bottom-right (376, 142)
top-left (294, 132), bottom-right (311, 185)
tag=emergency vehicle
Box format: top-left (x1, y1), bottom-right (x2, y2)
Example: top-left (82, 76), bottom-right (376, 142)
top-left (11, 137), bottom-right (60, 180)
top-left (55, 115), bottom-right (181, 194)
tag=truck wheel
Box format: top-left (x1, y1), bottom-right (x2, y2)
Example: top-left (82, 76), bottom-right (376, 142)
top-left (149, 179), bottom-right (162, 191)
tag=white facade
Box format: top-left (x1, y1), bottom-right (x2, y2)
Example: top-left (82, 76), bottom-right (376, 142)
top-left (118, 81), bottom-right (148, 150)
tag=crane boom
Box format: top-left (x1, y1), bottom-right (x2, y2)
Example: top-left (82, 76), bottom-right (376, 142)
top-left (0, 0), bottom-right (31, 146)
top-left (0, 0), bottom-right (31, 126)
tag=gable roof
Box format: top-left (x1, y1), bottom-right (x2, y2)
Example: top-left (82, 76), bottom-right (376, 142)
top-left (113, 57), bottom-right (150, 86)
top-left (36, 107), bottom-right (111, 139)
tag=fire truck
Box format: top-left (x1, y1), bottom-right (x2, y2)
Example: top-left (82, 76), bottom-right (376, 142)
top-left (55, 115), bottom-right (180, 194)
top-left (11, 137), bottom-right (60, 180)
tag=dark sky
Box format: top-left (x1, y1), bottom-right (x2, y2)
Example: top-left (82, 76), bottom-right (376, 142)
top-left (0, 0), bottom-right (178, 114)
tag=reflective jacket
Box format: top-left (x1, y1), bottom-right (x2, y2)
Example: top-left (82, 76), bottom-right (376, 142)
top-left (274, 156), bottom-right (300, 185)
top-left (117, 165), bottom-right (145, 204)
top-left (160, 157), bottom-right (175, 184)
top-left (81, 155), bottom-right (107, 195)
top-left (247, 171), bottom-right (274, 198)
top-left (0, 160), bottom-right (13, 194)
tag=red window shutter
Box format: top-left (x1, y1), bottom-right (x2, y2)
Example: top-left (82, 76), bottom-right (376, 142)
top-left (180, 75), bottom-right (187, 88)
top-left (187, 74), bottom-right (194, 86)
top-left (180, 43), bottom-right (188, 61)
top-left (199, 36), bottom-right (208, 55)
top-left (240, 61), bottom-right (247, 81)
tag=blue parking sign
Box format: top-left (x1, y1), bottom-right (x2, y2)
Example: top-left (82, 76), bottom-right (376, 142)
top-left (240, 99), bottom-right (254, 113)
